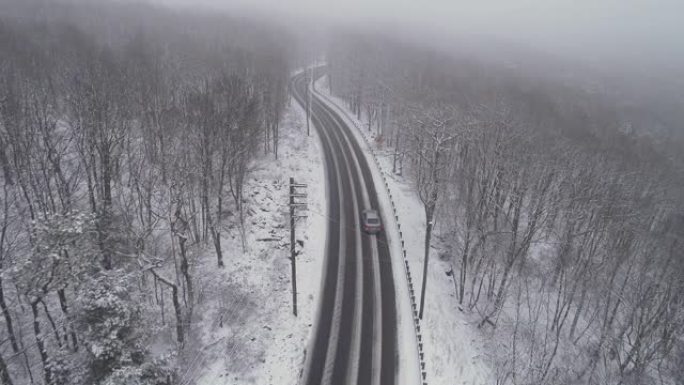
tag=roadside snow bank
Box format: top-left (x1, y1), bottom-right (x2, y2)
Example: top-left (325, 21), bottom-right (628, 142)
top-left (191, 100), bottom-right (326, 385)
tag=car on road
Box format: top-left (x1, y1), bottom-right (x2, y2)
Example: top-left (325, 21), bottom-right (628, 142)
top-left (361, 209), bottom-right (383, 234)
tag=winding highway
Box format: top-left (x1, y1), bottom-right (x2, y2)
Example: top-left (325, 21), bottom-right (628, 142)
top-left (291, 69), bottom-right (398, 385)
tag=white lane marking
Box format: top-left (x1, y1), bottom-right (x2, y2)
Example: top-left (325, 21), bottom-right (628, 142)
top-left (314, 89), bottom-right (384, 385)
top-left (293, 76), bottom-right (347, 385)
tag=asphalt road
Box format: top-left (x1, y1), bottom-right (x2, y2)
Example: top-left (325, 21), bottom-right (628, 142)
top-left (291, 70), bottom-right (397, 385)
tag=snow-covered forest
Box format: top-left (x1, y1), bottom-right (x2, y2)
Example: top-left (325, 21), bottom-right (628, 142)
top-left (327, 33), bottom-right (684, 385)
top-left (2, 0), bottom-right (683, 384)
top-left (0, 1), bottom-right (292, 383)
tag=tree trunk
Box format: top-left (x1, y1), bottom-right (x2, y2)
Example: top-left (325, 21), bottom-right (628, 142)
top-left (151, 271), bottom-right (184, 344)
top-left (170, 284), bottom-right (183, 345)
top-left (568, 281), bottom-right (588, 341)
top-left (179, 236), bottom-right (193, 321)
top-left (211, 227), bottom-right (224, 268)
top-left (100, 146), bottom-right (113, 269)
top-left (273, 122), bottom-right (279, 160)
top-left (0, 278), bottom-right (18, 353)
top-left (419, 204), bottom-right (435, 319)
top-left (0, 137), bottom-right (12, 185)
top-left (458, 235), bottom-right (470, 305)
top-left (0, 352), bottom-right (13, 385)
top-left (31, 300), bottom-right (52, 385)
top-left (392, 124), bottom-right (400, 174)
top-left (57, 288), bottom-right (78, 351)
top-left (40, 300), bottom-right (62, 348)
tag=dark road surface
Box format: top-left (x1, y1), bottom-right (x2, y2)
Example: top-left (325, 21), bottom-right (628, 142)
top-left (292, 70), bottom-right (397, 385)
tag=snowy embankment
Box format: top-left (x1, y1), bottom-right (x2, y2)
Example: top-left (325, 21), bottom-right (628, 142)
top-left (189, 99), bottom-right (326, 385)
top-left (314, 76), bottom-right (494, 385)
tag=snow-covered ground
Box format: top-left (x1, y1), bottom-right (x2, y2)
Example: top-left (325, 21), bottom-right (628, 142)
top-left (314, 76), bottom-right (494, 385)
top-left (189, 99), bottom-right (326, 385)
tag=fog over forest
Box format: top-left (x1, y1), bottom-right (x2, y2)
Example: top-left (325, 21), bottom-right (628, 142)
top-left (159, 0), bottom-right (684, 74)
top-left (159, 0), bottom-right (684, 140)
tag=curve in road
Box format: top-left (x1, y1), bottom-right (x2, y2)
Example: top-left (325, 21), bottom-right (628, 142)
top-left (292, 70), bottom-right (398, 385)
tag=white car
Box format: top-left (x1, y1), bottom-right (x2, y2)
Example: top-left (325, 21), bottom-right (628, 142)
top-left (361, 209), bottom-right (383, 234)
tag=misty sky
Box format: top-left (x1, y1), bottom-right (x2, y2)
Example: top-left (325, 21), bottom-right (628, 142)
top-left (154, 0), bottom-right (684, 79)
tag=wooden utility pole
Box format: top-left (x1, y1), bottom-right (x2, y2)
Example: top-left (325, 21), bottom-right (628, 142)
top-left (289, 177), bottom-right (308, 316)
top-left (306, 68), bottom-right (312, 137)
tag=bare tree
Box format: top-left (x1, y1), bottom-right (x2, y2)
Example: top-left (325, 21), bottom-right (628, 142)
top-left (414, 109), bottom-right (458, 319)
